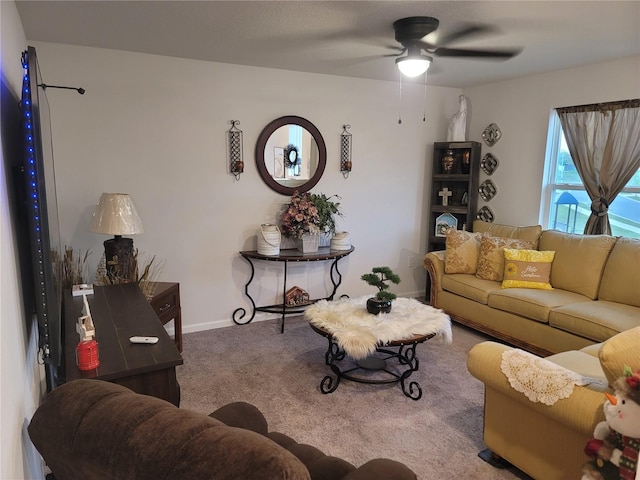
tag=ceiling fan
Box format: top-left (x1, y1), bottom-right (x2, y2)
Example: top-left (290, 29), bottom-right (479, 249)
top-left (390, 16), bottom-right (521, 77)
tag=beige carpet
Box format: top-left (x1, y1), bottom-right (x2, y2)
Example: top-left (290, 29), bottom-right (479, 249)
top-left (176, 316), bottom-right (533, 480)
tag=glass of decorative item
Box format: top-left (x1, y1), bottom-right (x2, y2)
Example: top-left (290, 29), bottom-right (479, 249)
top-left (442, 150), bottom-right (456, 174)
top-left (461, 151), bottom-right (470, 174)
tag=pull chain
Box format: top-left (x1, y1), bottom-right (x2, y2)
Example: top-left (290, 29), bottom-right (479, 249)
top-left (398, 73), bottom-right (403, 124)
top-left (423, 72), bottom-right (428, 122)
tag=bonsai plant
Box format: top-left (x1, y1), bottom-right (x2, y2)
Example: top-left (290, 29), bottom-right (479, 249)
top-left (361, 266), bottom-right (401, 315)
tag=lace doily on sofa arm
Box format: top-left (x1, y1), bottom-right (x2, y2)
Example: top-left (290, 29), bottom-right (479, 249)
top-left (500, 349), bottom-right (607, 406)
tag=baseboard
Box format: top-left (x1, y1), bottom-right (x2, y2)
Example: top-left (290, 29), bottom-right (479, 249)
top-left (182, 312), bottom-right (282, 334)
top-left (183, 293), bottom-right (427, 334)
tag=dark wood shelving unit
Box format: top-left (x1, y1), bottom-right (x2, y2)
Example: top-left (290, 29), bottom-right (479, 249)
top-left (427, 141), bottom-right (481, 251)
top-left (425, 141), bottom-right (481, 297)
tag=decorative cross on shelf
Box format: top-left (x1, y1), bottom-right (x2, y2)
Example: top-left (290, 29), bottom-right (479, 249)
top-left (438, 187), bottom-right (453, 206)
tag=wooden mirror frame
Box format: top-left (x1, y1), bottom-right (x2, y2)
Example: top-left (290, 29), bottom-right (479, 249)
top-left (255, 116), bottom-right (327, 196)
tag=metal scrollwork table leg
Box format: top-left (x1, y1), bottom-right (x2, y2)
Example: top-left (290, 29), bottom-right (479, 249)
top-left (232, 247), bottom-right (355, 333)
top-left (312, 324), bottom-right (433, 401)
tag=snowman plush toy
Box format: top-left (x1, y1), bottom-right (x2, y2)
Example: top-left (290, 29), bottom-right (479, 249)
top-left (582, 367), bottom-right (640, 480)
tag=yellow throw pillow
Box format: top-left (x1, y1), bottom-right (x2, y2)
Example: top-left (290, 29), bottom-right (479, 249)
top-left (444, 229), bottom-right (482, 274)
top-left (476, 235), bottom-right (536, 281)
top-left (502, 249), bottom-right (555, 290)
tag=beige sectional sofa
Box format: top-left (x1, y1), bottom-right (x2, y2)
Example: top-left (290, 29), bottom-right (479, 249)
top-left (424, 220), bottom-right (640, 356)
top-left (467, 326), bottom-right (640, 480)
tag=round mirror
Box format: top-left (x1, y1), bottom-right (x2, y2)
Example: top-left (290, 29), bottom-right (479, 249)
top-left (255, 116), bottom-right (326, 195)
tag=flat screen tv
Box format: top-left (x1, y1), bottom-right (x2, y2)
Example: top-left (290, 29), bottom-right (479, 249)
top-left (20, 46), bottom-right (63, 391)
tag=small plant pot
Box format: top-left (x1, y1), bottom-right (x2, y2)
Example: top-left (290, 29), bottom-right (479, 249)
top-left (366, 298), bottom-right (392, 315)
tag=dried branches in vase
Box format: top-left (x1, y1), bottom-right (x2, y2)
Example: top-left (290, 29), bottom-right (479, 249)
top-left (53, 246), bottom-right (92, 289)
top-left (94, 249), bottom-right (164, 299)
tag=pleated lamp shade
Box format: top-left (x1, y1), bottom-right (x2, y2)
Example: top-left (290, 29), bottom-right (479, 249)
top-left (90, 193), bottom-right (144, 236)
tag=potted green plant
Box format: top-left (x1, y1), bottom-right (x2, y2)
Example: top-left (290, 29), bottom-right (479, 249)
top-left (309, 193), bottom-right (343, 236)
top-left (361, 266), bottom-right (401, 315)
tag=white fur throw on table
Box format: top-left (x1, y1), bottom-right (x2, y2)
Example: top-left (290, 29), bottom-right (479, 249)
top-left (305, 296), bottom-right (452, 360)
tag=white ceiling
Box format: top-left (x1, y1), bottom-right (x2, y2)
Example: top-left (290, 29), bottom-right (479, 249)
top-left (15, 0), bottom-right (640, 88)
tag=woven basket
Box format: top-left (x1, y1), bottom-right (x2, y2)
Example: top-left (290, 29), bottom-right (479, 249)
top-left (257, 224), bottom-right (281, 255)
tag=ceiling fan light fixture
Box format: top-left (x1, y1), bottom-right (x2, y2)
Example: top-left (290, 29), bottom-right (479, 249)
top-left (396, 54), bottom-right (432, 77)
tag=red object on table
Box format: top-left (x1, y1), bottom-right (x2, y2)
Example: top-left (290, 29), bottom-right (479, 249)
top-left (76, 340), bottom-right (100, 370)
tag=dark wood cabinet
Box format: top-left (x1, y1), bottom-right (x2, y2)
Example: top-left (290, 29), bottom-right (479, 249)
top-left (150, 282), bottom-right (182, 352)
top-left (426, 141), bottom-right (481, 253)
top-left (63, 283), bottom-right (183, 406)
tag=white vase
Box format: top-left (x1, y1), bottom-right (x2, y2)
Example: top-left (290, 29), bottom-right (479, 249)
top-left (257, 224), bottom-right (281, 255)
top-left (296, 233), bottom-right (319, 253)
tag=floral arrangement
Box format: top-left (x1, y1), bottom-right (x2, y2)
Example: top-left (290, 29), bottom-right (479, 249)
top-left (280, 191), bottom-right (321, 239)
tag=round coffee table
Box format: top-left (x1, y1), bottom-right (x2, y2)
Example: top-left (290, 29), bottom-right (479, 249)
top-left (310, 323), bottom-right (435, 400)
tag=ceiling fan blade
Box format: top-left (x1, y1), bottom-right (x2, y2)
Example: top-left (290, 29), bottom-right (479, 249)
top-left (433, 47), bottom-right (521, 59)
top-left (434, 24), bottom-right (497, 47)
top-left (383, 46), bottom-right (406, 57)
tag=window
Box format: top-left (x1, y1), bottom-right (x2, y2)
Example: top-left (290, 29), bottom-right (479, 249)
top-left (541, 111), bottom-right (640, 238)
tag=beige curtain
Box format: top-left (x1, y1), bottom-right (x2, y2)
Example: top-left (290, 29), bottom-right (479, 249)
top-left (556, 99), bottom-right (640, 235)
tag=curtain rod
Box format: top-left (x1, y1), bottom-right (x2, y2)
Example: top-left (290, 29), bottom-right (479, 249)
top-left (556, 98), bottom-right (639, 114)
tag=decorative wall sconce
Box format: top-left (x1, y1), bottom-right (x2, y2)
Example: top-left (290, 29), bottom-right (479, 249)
top-left (228, 120), bottom-right (244, 180)
top-left (340, 124), bottom-right (352, 178)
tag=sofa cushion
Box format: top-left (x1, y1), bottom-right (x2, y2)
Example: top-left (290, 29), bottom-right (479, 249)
top-left (598, 237), bottom-right (640, 307)
top-left (444, 229), bottom-right (482, 274)
top-left (579, 343), bottom-right (603, 357)
top-left (598, 326), bottom-right (640, 387)
top-left (488, 288), bottom-right (591, 323)
top-left (545, 350), bottom-right (608, 392)
top-left (441, 274), bottom-right (502, 304)
top-left (501, 249), bottom-right (555, 290)
top-left (549, 301), bottom-right (640, 343)
top-left (472, 220), bottom-right (542, 245)
top-left (475, 235), bottom-right (536, 281)
top-left (538, 231), bottom-right (618, 299)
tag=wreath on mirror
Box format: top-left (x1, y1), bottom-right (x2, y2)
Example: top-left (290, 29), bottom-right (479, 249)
top-left (284, 144), bottom-right (301, 167)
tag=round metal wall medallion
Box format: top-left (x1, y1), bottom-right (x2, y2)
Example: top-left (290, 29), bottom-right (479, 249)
top-left (482, 123), bottom-right (502, 147)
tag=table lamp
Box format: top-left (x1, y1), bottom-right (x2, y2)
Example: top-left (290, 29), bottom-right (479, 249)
top-left (90, 193), bottom-right (144, 281)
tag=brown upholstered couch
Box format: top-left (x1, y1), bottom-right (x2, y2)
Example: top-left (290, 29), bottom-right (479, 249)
top-left (424, 220), bottom-right (640, 356)
top-left (28, 379), bottom-right (417, 480)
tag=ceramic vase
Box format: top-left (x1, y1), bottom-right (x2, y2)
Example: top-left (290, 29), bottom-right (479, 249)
top-left (366, 298), bottom-right (392, 315)
top-left (296, 233), bottom-right (319, 253)
top-left (442, 150), bottom-right (456, 174)
top-left (257, 224), bottom-right (281, 256)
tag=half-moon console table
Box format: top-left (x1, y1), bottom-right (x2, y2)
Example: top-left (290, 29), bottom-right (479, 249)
top-left (233, 246), bottom-right (354, 333)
